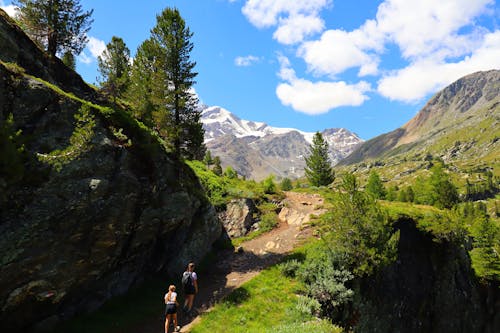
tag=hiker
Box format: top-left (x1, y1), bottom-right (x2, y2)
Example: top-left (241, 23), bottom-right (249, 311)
top-left (164, 285), bottom-right (181, 333)
top-left (182, 262), bottom-right (198, 313)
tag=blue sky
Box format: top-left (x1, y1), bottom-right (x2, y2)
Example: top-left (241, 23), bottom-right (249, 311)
top-left (2, 0), bottom-right (499, 140)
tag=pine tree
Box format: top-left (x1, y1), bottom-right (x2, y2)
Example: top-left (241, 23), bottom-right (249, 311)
top-left (98, 36), bottom-right (130, 102)
top-left (365, 170), bottom-right (386, 199)
top-left (203, 150), bottom-right (213, 166)
top-left (212, 156), bottom-right (222, 176)
top-left (148, 7), bottom-right (204, 160)
top-left (14, 0), bottom-right (93, 57)
top-left (61, 50), bottom-right (75, 70)
top-left (280, 177), bottom-right (293, 191)
top-left (304, 132), bottom-right (334, 187)
top-left (127, 39), bottom-right (156, 127)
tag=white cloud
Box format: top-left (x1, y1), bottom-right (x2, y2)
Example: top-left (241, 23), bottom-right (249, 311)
top-left (242, 0), bottom-right (331, 44)
top-left (294, 0), bottom-right (498, 103)
top-left (298, 23), bottom-right (382, 77)
top-left (276, 56), bottom-right (371, 115)
top-left (375, 0), bottom-right (494, 60)
top-left (235, 55), bottom-right (261, 67)
top-left (273, 14), bottom-right (324, 45)
top-left (0, 1), bottom-right (18, 17)
top-left (77, 36), bottom-right (105, 65)
top-left (87, 36), bottom-right (106, 58)
top-left (377, 30), bottom-right (500, 102)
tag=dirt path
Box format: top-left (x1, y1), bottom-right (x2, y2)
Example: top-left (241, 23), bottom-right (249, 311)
top-left (138, 191), bottom-right (325, 333)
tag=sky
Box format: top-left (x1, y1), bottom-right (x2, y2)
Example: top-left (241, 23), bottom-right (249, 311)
top-left (1, 0), bottom-right (499, 140)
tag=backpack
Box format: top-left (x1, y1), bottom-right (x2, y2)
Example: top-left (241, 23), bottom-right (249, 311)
top-left (182, 271), bottom-right (193, 288)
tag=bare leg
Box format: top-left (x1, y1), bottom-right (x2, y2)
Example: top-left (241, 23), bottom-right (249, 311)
top-left (185, 294), bottom-right (195, 311)
top-left (173, 313), bottom-right (178, 330)
top-left (165, 314), bottom-right (171, 333)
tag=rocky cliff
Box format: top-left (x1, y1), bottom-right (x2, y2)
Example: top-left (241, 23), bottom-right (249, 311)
top-left (0, 9), bottom-right (221, 332)
top-left (354, 218), bottom-right (499, 333)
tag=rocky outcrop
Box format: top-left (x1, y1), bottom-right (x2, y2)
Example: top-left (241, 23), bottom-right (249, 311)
top-left (354, 218), bottom-right (499, 333)
top-left (278, 191), bottom-right (327, 226)
top-left (0, 10), bottom-right (222, 332)
top-left (218, 198), bottom-right (258, 237)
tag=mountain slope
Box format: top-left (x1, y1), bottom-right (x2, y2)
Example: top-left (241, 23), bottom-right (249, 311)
top-left (340, 70), bottom-right (500, 167)
top-left (201, 106), bottom-right (363, 180)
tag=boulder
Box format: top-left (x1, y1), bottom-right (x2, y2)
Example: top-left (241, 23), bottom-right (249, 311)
top-left (218, 198), bottom-right (257, 237)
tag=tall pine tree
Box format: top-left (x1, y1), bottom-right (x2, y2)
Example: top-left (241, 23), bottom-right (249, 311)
top-left (98, 36), bottom-right (130, 102)
top-left (14, 0), bottom-right (93, 57)
top-left (304, 132), bottom-right (335, 187)
top-left (127, 39), bottom-right (156, 127)
top-left (148, 7), bottom-right (205, 160)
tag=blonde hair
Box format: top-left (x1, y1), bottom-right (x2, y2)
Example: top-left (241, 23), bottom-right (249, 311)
top-left (166, 284), bottom-right (176, 301)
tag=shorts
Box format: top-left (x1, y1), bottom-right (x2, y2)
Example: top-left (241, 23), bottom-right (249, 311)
top-left (184, 285), bottom-right (196, 295)
top-left (165, 303), bottom-right (177, 315)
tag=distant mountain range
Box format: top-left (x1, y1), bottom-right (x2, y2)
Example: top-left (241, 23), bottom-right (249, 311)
top-left (201, 106), bottom-right (363, 180)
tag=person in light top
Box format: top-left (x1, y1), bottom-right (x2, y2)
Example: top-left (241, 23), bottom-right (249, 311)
top-left (164, 285), bottom-right (180, 332)
top-left (182, 262), bottom-right (198, 313)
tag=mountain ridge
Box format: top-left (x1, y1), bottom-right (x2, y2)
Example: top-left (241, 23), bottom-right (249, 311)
top-left (339, 69), bottom-right (500, 166)
top-left (201, 105), bottom-right (364, 180)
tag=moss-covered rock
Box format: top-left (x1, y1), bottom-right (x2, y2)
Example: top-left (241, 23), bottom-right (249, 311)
top-left (0, 10), bottom-right (221, 332)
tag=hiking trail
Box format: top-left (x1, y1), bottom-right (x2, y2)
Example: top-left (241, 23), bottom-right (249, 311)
top-left (135, 191), bottom-right (326, 333)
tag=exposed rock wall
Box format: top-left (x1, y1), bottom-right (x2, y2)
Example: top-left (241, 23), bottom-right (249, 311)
top-left (354, 218), bottom-right (499, 333)
top-left (0, 10), bottom-right (222, 332)
top-left (218, 198), bottom-right (258, 237)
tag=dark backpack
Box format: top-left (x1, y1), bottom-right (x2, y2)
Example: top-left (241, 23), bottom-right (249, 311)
top-left (182, 271), bottom-right (193, 288)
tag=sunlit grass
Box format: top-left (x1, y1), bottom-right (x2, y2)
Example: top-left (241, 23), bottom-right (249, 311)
top-left (190, 264), bottom-right (341, 333)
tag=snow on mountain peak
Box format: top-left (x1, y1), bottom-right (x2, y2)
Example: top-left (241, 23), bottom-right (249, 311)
top-left (201, 105), bottom-right (322, 143)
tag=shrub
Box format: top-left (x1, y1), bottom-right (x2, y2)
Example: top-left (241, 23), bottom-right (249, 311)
top-left (262, 175), bottom-right (277, 194)
top-left (279, 259), bottom-right (302, 278)
top-left (280, 177), bottom-right (293, 191)
top-left (259, 212), bottom-right (278, 232)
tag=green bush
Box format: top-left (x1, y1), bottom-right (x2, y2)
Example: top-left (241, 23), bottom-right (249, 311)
top-left (259, 212), bottom-right (279, 232)
top-left (262, 175), bottom-right (277, 194)
top-left (280, 177), bottom-right (293, 191)
top-left (296, 295), bottom-right (321, 316)
top-left (279, 259), bottom-right (302, 278)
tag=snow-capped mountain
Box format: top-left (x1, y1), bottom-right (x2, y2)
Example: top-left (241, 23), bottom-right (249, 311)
top-left (202, 106), bottom-right (312, 142)
top-left (201, 106), bottom-right (364, 180)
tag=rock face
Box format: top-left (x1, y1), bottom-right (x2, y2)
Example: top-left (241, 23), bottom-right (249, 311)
top-left (218, 198), bottom-right (258, 238)
top-left (0, 10), bottom-right (221, 331)
top-left (356, 218), bottom-right (499, 332)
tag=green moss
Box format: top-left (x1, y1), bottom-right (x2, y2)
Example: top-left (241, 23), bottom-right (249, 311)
top-left (37, 104), bottom-right (96, 171)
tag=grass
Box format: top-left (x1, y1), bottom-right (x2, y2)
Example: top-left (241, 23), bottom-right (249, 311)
top-left (189, 264), bottom-right (341, 333)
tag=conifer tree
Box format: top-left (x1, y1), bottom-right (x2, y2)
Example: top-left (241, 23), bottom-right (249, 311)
top-left (280, 177), bottom-right (293, 191)
top-left (127, 39), bottom-right (156, 127)
top-left (212, 156), bottom-right (222, 176)
top-left (365, 170), bottom-right (386, 199)
top-left (61, 50), bottom-right (75, 70)
top-left (14, 0), bottom-right (93, 57)
top-left (98, 36), bottom-right (130, 102)
top-left (203, 150), bottom-right (213, 166)
top-left (304, 132), bottom-right (334, 187)
top-left (148, 7), bottom-right (205, 160)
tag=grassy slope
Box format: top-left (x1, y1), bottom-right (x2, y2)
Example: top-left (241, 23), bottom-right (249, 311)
top-left (190, 250), bottom-right (341, 333)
